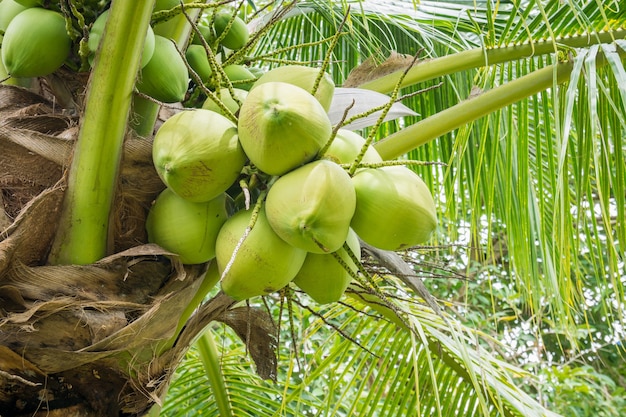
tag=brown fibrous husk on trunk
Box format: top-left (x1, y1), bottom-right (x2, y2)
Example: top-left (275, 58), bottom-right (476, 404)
top-left (0, 83), bottom-right (277, 416)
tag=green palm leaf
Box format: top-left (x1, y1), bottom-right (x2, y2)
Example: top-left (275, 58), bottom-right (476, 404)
top-left (162, 287), bottom-right (557, 417)
top-left (161, 0), bottom-right (625, 415)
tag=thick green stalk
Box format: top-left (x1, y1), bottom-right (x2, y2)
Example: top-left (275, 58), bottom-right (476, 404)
top-left (374, 61), bottom-right (571, 160)
top-left (360, 29), bottom-right (626, 94)
top-left (49, 1), bottom-right (156, 265)
top-left (374, 45), bottom-right (626, 160)
top-left (197, 330), bottom-right (234, 417)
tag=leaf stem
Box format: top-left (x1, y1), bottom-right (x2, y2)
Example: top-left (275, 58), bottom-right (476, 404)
top-left (197, 330), bottom-right (234, 417)
top-left (374, 44), bottom-right (626, 160)
top-left (359, 29), bottom-right (626, 94)
top-left (49, 0), bottom-right (156, 265)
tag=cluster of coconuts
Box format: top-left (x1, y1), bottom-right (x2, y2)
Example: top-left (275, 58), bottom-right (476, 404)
top-left (147, 62), bottom-right (438, 305)
top-left (0, 0), bottom-right (256, 104)
top-left (0, 1), bottom-right (438, 305)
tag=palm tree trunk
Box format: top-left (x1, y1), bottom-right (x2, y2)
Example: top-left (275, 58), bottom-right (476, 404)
top-left (0, 82), bottom-right (250, 416)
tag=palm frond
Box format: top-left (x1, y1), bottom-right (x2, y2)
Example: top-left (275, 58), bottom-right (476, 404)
top-left (161, 0), bottom-right (626, 415)
top-left (162, 288), bottom-right (558, 417)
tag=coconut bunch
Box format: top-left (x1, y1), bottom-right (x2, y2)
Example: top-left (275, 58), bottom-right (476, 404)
top-left (0, 1), bottom-right (438, 413)
top-left (0, 3), bottom-right (280, 414)
top-left (148, 64), bottom-right (439, 305)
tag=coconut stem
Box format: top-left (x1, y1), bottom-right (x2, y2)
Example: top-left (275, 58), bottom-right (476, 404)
top-left (358, 29), bottom-right (626, 94)
top-left (375, 44), bottom-right (626, 160)
top-left (197, 330), bottom-right (235, 417)
top-left (373, 58), bottom-right (575, 160)
top-left (48, 0), bottom-right (156, 265)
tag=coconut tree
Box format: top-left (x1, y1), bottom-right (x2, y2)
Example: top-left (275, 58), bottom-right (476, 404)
top-left (0, 1), bottom-right (624, 417)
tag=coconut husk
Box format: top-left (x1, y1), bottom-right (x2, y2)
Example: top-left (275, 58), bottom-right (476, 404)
top-left (0, 84), bottom-right (278, 416)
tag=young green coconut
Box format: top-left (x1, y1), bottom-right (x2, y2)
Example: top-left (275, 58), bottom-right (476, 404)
top-left (238, 81), bottom-right (332, 176)
top-left (216, 206), bottom-right (307, 301)
top-left (202, 87), bottom-right (248, 116)
top-left (152, 109), bottom-right (247, 203)
top-left (146, 189), bottom-right (229, 264)
top-left (293, 228), bottom-right (361, 304)
top-left (224, 64), bottom-right (256, 90)
top-left (88, 9), bottom-right (155, 68)
top-left (185, 44), bottom-right (213, 83)
top-left (251, 65), bottom-right (335, 112)
top-left (1, 7), bottom-right (71, 78)
top-left (212, 11), bottom-right (249, 50)
top-left (265, 159), bottom-right (356, 254)
top-left (136, 35), bottom-right (189, 103)
top-left (321, 128), bottom-right (383, 165)
top-left (351, 165), bottom-right (438, 251)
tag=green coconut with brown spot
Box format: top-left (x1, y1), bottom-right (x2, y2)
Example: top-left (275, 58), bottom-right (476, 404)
top-left (152, 109), bottom-right (246, 203)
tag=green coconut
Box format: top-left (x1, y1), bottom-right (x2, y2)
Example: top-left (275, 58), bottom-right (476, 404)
top-left (136, 35), bottom-right (189, 103)
top-left (146, 189), bottom-right (228, 264)
top-left (247, 66), bottom-right (266, 79)
top-left (185, 44), bottom-right (212, 83)
top-left (216, 206), bottom-right (307, 301)
top-left (223, 64), bottom-right (256, 90)
top-left (152, 109), bottom-right (246, 202)
top-left (152, 0), bottom-right (189, 37)
top-left (0, 0), bottom-right (29, 43)
top-left (293, 228), bottom-right (360, 304)
top-left (1, 7), bottom-right (71, 78)
top-left (322, 129), bottom-right (383, 165)
top-left (351, 166), bottom-right (438, 251)
top-left (202, 87), bottom-right (248, 116)
top-left (238, 81), bottom-right (332, 176)
top-left (213, 11), bottom-right (249, 50)
top-left (265, 159), bottom-right (356, 253)
top-left (252, 65), bottom-right (335, 112)
top-left (11, 0), bottom-right (42, 6)
top-left (191, 24), bottom-right (213, 45)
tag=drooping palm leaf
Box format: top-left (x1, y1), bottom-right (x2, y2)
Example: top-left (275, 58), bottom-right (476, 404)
top-left (162, 285), bottom-right (558, 417)
top-left (161, 0), bottom-right (625, 415)
top-left (255, 0), bottom-right (626, 345)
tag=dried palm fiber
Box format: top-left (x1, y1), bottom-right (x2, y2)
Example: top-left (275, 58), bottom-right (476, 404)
top-left (0, 84), bottom-right (278, 416)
